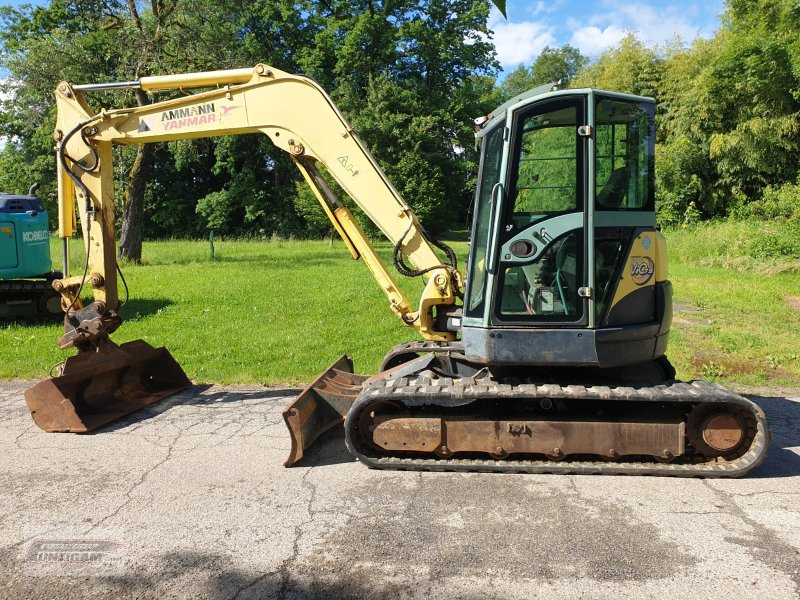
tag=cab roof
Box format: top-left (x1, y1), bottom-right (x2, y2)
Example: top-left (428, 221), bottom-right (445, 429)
top-left (476, 86), bottom-right (656, 139)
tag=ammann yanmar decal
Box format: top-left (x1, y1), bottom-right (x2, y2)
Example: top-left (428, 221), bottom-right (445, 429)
top-left (630, 256), bottom-right (655, 285)
top-left (139, 103), bottom-right (240, 132)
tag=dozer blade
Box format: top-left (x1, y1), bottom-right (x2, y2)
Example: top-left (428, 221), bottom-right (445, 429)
top-left (283, 355), bottom-right (368, 466)
top-left (25, 339), bottom-right (191, 433)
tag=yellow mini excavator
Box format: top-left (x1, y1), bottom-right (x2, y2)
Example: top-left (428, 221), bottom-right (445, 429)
top-left (25, 65), bottom-right (768, 477)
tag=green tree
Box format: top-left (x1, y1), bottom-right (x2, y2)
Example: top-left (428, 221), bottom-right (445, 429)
top-left (499, 45), bottom-right (587, 100)
top-left (500, 64), bottom-right (537, 99)
top-left (1, 0), bottom-right (500, 244)
top-left (0, 0), bottom-right (243, 259)
top-left (0, 1), bottom-right (121, 212)
top-left (653, 39), bottom-right (720, 224)
top-left (532, 45), bottom-right (587, 88)
top-left (572, 34), bottom-right (664, 99)
top-left (704, 0), bottom-right (800, 218)
top-left (291, 0), bottom-right (499, 233)
top-left (654, 1), bottom-right (800, 223)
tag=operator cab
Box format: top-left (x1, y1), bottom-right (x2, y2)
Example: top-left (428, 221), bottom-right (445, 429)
top-left (463, 87), bottom-right (671, 368)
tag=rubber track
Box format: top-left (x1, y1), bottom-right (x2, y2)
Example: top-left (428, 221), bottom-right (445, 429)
top-left (345, 375), bottom-right (770, 478)
top-left (0, 279), bottom-right (61, 321)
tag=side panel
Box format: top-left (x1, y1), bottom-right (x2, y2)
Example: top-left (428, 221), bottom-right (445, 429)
top-left (18, 211), bottom-right (52, 277)
top-left (0, 222), bottom-right (18, 270)
top-left (463, 326), bottom-right (599, 365)
top-left (604, 229), bottom-right (657, 327)
top-left (462, 323), bottom-right (662, 367)
top-left (0, 212), bottom-right (51, 278)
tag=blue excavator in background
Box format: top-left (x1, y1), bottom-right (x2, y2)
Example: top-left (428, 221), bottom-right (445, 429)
top-left (0, 184), bottom-right (63, 321)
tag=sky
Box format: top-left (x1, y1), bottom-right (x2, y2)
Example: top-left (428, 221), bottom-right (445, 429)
top-left (492, 0), bottom-right (726, 69)
top-left (0, 0), bottom-right (726, 76)
top-left (0, 0), bottom-right (726, 151)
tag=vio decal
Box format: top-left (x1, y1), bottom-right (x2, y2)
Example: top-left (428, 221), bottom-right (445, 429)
top-left (630, 256), bottom-right (655, 285)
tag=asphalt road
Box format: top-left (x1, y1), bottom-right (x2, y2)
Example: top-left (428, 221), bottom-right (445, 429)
top-left (1, 379), bottom-right (799, 599)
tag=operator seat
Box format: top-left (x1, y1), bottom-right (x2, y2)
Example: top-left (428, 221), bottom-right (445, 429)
top-left (596, 167), bottom-right (628, 208)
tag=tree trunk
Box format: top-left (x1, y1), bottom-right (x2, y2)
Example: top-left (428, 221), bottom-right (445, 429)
top-left (118, 143), bottom-right (154, 262)
top-left (118, 89), bottom-right (153, 263)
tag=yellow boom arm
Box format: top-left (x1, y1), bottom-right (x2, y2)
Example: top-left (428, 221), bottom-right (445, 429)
top-left (54, 64), bottom-right (463, 341)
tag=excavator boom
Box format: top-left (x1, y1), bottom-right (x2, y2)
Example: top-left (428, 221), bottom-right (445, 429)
top-left (28, 64), bottom-right (461, 434)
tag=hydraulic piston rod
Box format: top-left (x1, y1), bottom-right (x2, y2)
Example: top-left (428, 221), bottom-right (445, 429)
top-left (73, 67), bottom-right (259, 93)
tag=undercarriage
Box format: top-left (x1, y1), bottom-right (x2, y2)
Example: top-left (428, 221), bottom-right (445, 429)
top-left (285, 344), bottom-right (769, 477)
top-left (0, 276), bottom-right (63, 322)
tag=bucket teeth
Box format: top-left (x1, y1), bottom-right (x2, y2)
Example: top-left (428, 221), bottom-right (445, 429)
top-left (25, 339), bottom-right (190, 433)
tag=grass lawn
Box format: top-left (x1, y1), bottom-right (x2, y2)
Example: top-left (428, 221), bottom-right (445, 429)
top-left (1, 238), bottom-right (437, 384)
top-left (1, 220), bottom-right (798, 389)
top-left (666, 220), bottom-right (800, 388)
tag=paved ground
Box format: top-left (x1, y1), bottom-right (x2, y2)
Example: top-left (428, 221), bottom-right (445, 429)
top-left (1, 379), bottom-right (799, 600)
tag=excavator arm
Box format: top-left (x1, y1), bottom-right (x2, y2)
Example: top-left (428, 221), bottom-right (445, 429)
top-left (53, 64), bottom-right (462, 346)
top-left (26, 64), bottom-right (463, 436)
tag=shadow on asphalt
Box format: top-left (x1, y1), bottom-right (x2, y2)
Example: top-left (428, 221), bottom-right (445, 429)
top-left (179, 387), bottom-right (302, 406)
top-left (296, 429), bottom-right (355, 468)
top-left (749, 396), bottom-right (800, 479)
top-left (89, 389), bottom-right (800, 478)
top-left (98, 385), bottom-right (301, 434)
top-left (0, 549), bottom-right (419, 600)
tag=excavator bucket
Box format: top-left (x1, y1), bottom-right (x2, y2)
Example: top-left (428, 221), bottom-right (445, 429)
top-left (283, 355), bottom-right (368, 466)
top-left (25, 339), bottom-right (191, 433)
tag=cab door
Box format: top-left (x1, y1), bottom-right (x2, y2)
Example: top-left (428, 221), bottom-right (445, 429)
top-left (592, 95), bottom-right (658, 327)
top-left (490, 95), bottom-right (590, 326)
